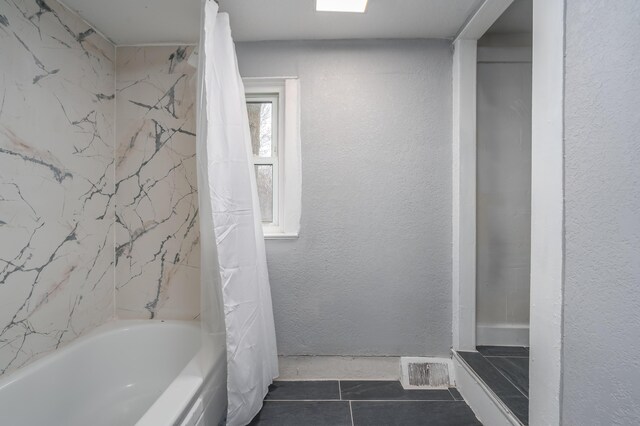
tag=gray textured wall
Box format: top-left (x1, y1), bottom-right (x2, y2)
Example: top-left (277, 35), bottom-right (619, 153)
top-left (562, 0), bottom-right (640, 423)
top-left (235, 40), bottom-right (453, 356)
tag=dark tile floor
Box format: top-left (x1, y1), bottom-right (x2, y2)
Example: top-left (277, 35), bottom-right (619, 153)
top-left (458, 346), bottom-right (529, 425)
top-left (249, 380), bottom-right (482, 425)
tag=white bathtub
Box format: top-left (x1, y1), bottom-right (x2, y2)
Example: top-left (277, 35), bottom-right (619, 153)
top-left (0, 320), bottom-right (227, 426)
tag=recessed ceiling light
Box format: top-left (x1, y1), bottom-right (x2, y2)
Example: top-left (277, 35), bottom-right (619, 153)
top-left (315, 0), bottom-right (368, 13)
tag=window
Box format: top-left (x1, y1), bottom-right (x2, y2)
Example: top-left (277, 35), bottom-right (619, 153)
top-left (244, 78), bottom-right (301, 239)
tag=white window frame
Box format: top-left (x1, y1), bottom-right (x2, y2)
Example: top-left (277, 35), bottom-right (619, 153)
top-left (244, 77), bottom-right (302, 239)
top-left (247, 94), bottom-right (280, 228)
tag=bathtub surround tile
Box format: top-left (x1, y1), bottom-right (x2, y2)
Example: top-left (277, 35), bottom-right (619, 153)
top-left (248, 401), bottom-right (352, 426)
top-left (0, 3), bottom-right (200, 377)
top-left (265, 381), bottom-right (341, 401)
top-left (339, 381), bottom-right (453, 401)
top-left (115, 46), bottom-right (200, 320)
top-left (0, 0), bottom-right (116, 376)
top-left (351, 401), bottom-right (482, 426)
top-left (117, 261), bottom-right (200, 321)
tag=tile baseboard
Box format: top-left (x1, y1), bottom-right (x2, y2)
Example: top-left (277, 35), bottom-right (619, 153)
top-left (476, 324), bottom-right (530, 347)
top-left (277, 356), bottom-right (401, 381)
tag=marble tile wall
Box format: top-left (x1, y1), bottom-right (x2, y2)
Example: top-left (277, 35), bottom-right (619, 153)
top-left (0, 0), bottom-right (116, 376)
top-left (115, 46), bottom-right (200, 320)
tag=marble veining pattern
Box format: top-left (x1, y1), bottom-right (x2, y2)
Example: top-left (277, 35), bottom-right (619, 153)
top-left (0, 0), bottom-right (115, 376)
top-left (115, 46), bottom-right (200, 320)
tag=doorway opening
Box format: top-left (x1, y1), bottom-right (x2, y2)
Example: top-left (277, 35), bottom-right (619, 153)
top-left (453, 0), bottom-right (532, 425)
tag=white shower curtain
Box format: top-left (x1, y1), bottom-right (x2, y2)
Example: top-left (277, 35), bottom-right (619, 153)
top-left (196, 1), bottom-right (279, 425)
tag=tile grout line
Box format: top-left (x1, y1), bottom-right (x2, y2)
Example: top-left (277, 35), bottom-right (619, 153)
top-left (265, 399), bottom-right (464, 402)
top-left (482, 355), bottom-right (529, 359)
top-left (447, 388), bottom-right (456, 400)
top-left (349, 400), bottom-right (355, 426)
top-left (482, 354), bottom-right (529, 400)
top-left (461, 351), bottom-right (525, 399)
top-left (262, 381), bottom-right (480, 426)
top-left (484, 354), bottom-right (530, 399)
top-left (264, 399), bottom-right (343, 402)
top-left (456, 353), bottom-right (530, 423)
top-left (478, 347), bottom-right (529, 359)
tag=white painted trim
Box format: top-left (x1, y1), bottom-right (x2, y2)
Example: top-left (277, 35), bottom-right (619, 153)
top-left (453, 352), bottom-right (522, 426)
top-left (262, 232), bottom-right (299, 240)
top-left (452, 39), bottom-right (477, 351)
top-left (529, 1), bottom-right (564, 425)
top-left (277, 356), bottom-right (400, 381)
top-left (243, 76), bottom-right (299, 82)
top-left (451, 0), bottom-right (525, 359)
top-left (281, 79), bottom-right (302, 237)
top-left (243, 77), bottom-right (302, 240)
top-left (476, 324), bottom-right (530, 347)
top-left (455, 0), bottom-right (514, 42)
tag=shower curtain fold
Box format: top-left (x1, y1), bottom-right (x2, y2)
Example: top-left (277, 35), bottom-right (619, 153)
top-left (196, 2), bottom-right (279, 425)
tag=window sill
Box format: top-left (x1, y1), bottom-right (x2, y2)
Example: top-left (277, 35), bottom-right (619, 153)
top-left (264, 232), bottom-right (299, 240)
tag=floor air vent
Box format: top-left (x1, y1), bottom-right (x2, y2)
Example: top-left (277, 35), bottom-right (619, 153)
top-left (400, 357), bottom-right (453, 389)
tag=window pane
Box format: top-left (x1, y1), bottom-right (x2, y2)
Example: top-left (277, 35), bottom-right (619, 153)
top-left (247, 102), bottom-right (272, 157)
top-left (255, 165), bottom-right (273, 223)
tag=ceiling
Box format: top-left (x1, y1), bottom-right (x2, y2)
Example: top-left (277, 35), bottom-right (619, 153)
top-left (59, 0), bottom-right (201, 45)
top-left (218, 0), bottom-right (482, 43)
top-left (59, 0), bottom-right (484, 46)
